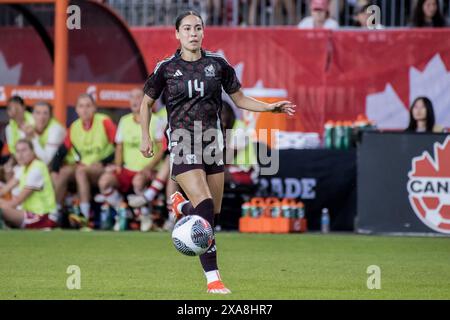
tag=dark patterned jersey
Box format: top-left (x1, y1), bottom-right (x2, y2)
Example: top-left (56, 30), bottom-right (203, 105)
top-left (143, 49), bottom-right (241, 151)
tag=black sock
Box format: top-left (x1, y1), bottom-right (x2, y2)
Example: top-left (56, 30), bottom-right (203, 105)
top-left (181, 202), bottom-right (194, 215)
top-left (193, 199), bottom-right (218, 272)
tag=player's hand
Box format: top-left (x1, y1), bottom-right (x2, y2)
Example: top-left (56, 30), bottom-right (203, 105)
top-left (22, 124), bottom-right (35, 139)
top-left (140, 136), bottom-right (154, 158)
top-left (268, 101), bottom-right (296, 116)
top-left (105, 164), bottom-right (119, 173)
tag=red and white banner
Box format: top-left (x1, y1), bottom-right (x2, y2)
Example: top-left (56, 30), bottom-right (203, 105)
top-left (133, 28), bottom-right (450, 134)
top-left (2, 27), bottom-right (450, 134)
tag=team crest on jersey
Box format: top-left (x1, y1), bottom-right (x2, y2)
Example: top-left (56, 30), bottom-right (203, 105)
top-left (407, 136), bottom-right (450, 234)
top-left (204, 64), bottom-right (215, 77)
top-left (185, 154), bottom-right (198, 164)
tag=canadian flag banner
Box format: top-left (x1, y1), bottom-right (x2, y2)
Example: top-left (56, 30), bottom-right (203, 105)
top-left (1, 28), bottom-right (450, 133)
top-left (132, 28), bottom-right (450, 134)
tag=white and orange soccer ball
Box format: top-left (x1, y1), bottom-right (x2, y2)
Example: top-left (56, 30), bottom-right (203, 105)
top-left (171, 215), bottom-right (214, 256)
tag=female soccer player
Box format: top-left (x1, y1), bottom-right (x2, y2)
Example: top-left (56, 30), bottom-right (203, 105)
top-left (140, 10), bottom-right (295, 294)
top-left (0, 139), bottom-right (58, 229)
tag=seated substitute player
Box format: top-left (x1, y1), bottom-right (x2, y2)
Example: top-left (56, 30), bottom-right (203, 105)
top-left (139, 10), bottom-right (295, 294)
top-left (94, 88), bottom-right (167, 231)
top-left (22, 101), bottom-right (66, 165)
top-left (51, 93), bottom-right (116, 225)
top-left (2, 95), bottom-right (34, 181)
top-left (0, 139), bottom-right (58, 229)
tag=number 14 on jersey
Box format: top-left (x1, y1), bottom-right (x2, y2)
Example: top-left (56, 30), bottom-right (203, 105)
top-left (187, 79), bottom-right (204, 98)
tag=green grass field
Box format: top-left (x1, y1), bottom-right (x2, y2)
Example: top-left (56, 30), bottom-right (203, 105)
top-left (0, 230), bottom-right (449, 300)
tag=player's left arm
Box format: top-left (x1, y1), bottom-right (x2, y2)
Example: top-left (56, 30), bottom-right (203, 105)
top-left (229, 89), bottom-right (296, 115)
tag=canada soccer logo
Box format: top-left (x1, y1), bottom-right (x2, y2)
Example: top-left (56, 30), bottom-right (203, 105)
top-left (407, 136), bottom-right (450, 234)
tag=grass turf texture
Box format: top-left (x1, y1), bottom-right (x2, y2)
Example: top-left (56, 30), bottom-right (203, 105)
top-left (0, 230), bottom-right (449, 300)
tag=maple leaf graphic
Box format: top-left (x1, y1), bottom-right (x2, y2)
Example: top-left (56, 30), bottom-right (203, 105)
top-left (366, 54), bottom-right (450, 130)
top-left (408, 136), bottom-right (450, 233)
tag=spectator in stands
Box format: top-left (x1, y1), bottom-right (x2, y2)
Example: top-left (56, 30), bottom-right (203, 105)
top-left (272, 0), bottom-right (296, 25)
top-left (298, 0), bottom-right (339, 29)
top-left (51, 93), bottom-right (116, 225)
top-left (0, 139), bottom-right (58, 229)
top-left (405, 97), bottom-right (444, 133)
top-left (247, 0), bottom-right (260, 26)
top-left (3, 96), bottom-right (34, 180)
top-left (410, 0), bottom-right (447, 27)
top-left (206, 0), bottom-right (222, 25)
top-left (22, 102), bottom-right (66, 165)
top-left (94, 88), bottom-right (167, 232)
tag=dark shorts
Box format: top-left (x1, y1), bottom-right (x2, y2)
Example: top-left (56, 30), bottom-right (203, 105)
top-left (167, 131), bottom-right (225, 179)
top-left (169, 152), bottom-right (224, 179)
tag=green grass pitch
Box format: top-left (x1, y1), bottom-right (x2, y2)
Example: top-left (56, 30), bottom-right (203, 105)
top-left (0, 230), bottom-right (449, 300)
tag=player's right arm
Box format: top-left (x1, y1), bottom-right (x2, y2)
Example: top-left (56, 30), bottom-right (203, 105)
top-left (0, 177), bottom-right (19, 198)
top-left (140, 94), bottom-right (156, 158)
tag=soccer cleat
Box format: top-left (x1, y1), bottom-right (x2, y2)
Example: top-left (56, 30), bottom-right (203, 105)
top-left (68, 213), bottom-right (88, 229)
top-left (127, 194), bottom-right (147, 208)
top-left (207, 281), bottom-right (231, 294)
top-left (170, 191), bottom-right (187, 221)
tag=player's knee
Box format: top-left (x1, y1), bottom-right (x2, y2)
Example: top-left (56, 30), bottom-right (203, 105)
top-left (75, 165), bottom-right (88, 177)
top-left (132, 173), bottom-right (146, 191)
top-left (98, 173), bottom-right (112, 192)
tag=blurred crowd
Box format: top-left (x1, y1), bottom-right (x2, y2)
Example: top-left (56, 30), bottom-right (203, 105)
top-left (0, 92), bottom-right (259, 231)
top-left (105, 0), bottom-right (450, 28)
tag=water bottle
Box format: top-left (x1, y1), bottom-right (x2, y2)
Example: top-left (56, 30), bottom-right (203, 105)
top-left (72, 199), bottom-right (81, 217)
top-left (297, 202), bottom-right (305, 219)
top-left (241, 202), bottom-right (250, 217)
top-left (343, 121), bottom-right (353, 150)
top-left (333, 121), bottom-right (344, 150)
top-left (321, 208), bottom-right (330, 234)
top-left (118, 202), bottom-right (128, 231)
top-left (100, 203), bottom-right (111, 230)
top-left (324, 121), bottom-right (335, 149)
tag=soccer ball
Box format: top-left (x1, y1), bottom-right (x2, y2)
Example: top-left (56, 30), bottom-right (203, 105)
top-left (171, 215), bottom-right (214, 256)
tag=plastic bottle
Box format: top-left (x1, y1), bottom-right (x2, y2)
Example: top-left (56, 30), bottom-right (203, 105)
top-left (117, 202), bottom-right (128, 231)
top-left (281, 198), bottom-right (292, 218)
top-left (324, 120), bottom-right (335, 149)
top-left (72, 199), bottom-right (81, 217)
top-left (250, 198), bottom-right (265, 218)
top-left (343, 121), bottom-right (353, 150)
top-left (100, 203), bottom-right (111, 230)
top-left (241, 202), bottom-right (250, 217)
top-left (321, 208), bottom-right (330, 234)
top-left (267, 198), bottom-right (281, 218)
top-left (297, 202), bottom-right (305, 219)
top-left (333, 121), bottom-right (344, 150)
